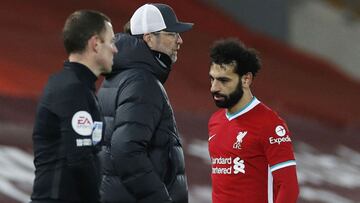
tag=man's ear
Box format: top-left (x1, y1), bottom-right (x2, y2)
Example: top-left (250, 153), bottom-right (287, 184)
top-left (143, 33), bottom-right (153, 48)
top-left (242, 72), bottom-right (253, 87)
top-left (88, 35), bottom-right (100, 53)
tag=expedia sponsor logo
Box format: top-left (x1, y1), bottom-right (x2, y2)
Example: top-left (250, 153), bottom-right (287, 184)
top-left (211, 156), bottom-right (245, 175)
top-left (269, 136), bottom-right (292, 145)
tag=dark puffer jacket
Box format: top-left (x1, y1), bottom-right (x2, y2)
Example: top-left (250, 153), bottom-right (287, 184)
top-left (97, 33), bottom-right (188, 203)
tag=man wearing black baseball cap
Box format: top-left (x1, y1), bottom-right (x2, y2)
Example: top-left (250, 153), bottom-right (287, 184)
top-left (97, 3), bottom-right (193, 203)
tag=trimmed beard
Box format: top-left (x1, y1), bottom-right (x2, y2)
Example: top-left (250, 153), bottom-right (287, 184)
top-left (212, 82), bottom-right (243, 109)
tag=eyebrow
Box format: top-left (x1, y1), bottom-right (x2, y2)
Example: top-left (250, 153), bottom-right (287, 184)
top-left (209, 75), bottom-right (231, 80)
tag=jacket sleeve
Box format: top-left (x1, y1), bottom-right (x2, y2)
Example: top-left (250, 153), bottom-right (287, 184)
top-left (53, 83), bottom-right (100, 202)
top-left (273, 166), bottom-right (299, 203)
top-left (110, 77), bottom-right (172, 203)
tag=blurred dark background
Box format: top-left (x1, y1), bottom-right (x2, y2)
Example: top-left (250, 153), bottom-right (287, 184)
top-left (0, 0), bottom-right (359, 202)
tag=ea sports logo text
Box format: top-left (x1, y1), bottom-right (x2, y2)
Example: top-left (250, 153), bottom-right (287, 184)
top-left (77, 116), bottom-right (92, 125)
top-left (71, 111), bottom-right (93, 136)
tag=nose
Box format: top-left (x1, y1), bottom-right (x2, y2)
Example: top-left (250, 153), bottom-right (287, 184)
top-left (177, 33), bottom-right (183, 44)
top-left (210, 80), bottom-right (220, 93)
top-left (113, 45), bottom-right (118, 53)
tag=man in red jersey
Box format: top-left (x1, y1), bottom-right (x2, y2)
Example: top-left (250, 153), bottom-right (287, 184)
top-left (208, 38), bottom-right (299, 203)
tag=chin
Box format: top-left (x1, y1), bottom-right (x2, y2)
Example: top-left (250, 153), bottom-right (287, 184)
top-left (101, 67), bottom-right (112, 74)
top-left (214, 101), bottom-right (227, 109)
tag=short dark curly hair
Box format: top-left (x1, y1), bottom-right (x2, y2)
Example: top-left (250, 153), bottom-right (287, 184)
top-left (210, 38), bottom-right (261, 77)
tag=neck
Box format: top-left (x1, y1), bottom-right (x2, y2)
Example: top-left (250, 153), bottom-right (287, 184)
top-left (68, 53), bottom-right (100, 77)
top-left (228, 90), bottom-right (253, 114)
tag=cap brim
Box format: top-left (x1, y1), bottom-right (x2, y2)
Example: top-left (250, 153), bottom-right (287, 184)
top-left (164, 22), bottom-right (193, 33)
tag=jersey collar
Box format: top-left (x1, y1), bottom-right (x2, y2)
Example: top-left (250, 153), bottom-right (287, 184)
top-left (226, 97), bottom-right (260, 121)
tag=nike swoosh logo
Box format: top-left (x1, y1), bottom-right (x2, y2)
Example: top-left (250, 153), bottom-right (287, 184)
top-left (208, 134), bottom-right (216, 141)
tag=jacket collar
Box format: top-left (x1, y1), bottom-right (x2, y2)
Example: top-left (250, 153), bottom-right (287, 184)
top-left (63, 61), bottom-right (97, 91)
top-left (109, 33), bottom-right (171, 84)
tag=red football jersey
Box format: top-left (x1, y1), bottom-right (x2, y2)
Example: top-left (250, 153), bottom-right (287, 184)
top-left (208, 97), bottom-right (296, 203)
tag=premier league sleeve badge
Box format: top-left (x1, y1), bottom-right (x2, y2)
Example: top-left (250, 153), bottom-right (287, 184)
top-left (92, 121), bottom-right (103, 145)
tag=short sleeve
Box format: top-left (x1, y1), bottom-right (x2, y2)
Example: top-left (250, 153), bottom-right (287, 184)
top-left (261, 116), bottom-right (296, 173)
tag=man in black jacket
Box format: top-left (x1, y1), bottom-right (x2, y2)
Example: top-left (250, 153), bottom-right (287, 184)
top-left (97, 3), bottom-right (193, 203)
top-left (31, 10), bottom-right (117, 203)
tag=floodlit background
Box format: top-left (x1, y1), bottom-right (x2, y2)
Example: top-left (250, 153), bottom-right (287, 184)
top-left (0, 0), bottom-right (359, 202)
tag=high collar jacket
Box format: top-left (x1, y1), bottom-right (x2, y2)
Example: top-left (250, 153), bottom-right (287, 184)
top-left (32, 62), bottom-right (103, 202)
top-left (97, 33), bottom-right (188, 203)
